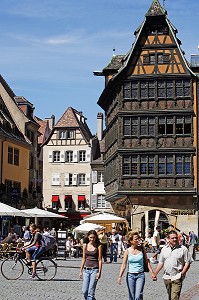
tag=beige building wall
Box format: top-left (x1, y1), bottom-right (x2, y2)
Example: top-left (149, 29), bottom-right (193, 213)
top-left (43, 127), bottom-right (91, 211)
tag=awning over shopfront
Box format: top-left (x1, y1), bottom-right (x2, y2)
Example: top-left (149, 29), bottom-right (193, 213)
top-left (78, 195), bottom-right (86, 201)
top-left (52, 195), bottom-right (59, 202)
top-left (65, 195), bottom-right (72, 201)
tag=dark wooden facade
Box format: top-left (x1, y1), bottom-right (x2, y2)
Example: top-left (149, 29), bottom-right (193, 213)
top-left (97, 0), bottom-right (198, 210)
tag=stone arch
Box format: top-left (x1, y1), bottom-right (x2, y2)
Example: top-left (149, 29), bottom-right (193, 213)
top-left (141, 209), bottom-right (169, 238)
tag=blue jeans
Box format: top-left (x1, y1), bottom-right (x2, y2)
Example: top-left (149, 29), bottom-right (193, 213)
top-left (27, 246), bottom-right (44, 261)
top-left (82, 268), bottom-right (98, 300)
top-left (110, 243), bottom-right (118, 262)
top-left (126, 272), bottom-right (145, 300)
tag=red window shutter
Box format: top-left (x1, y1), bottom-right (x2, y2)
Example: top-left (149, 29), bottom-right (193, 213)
top-left (65, 195), bottom-right (72, 201)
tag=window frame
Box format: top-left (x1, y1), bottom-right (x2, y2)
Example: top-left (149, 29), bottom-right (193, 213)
top-left (79, 150), bottom-right (86, 162)
top-left (65, 151), bottom-right (73, 162)
top-left (97, 194), bottom-right (106, 208)
top-left (53, 151), bottom-right (60, 162)
top-left (78, 173), bottom-right (86, 185)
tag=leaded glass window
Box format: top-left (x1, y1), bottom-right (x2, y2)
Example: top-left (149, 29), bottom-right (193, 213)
top-left (158, 81), bottom-right (166, 98)
top-left (124, 82), bottom-right (131, 99)
top-left (149, 81), bottom-right (155, 98)
top-left (166, 156), bottom-right (173, 175)
top-left (176, 155), bottom-right (183, 174)
top-left (149, 117), bottom-right (155, 135)
top-left (132, 118), bottom-right (138, 135)
top-left (132, 82), bottom-right (138, 99)
top-left (148, 156), bottom-right (155, 174)
top-left (123, 117), bottom-right (138, 136)
top-left (176, 80), bottom-right (183, 97)
top-left (131, 156), bottom-right (138, 175)
top-left (123, 156), bottom-right (131, 175)
top-left (141, 82), bottom-right (148, 99)
top-left (157, 54), bottom-right (164, 64)
top-left (141, 117), bottom-right (148, 135)
top-left (166, 81), bottom-right (173, 98)
top-left (184, 156), bottom-right (191, 174)
top-left (159, 155), bottom-right (166, 175)
top-left (141, 156), bottom-right (147, 175)
top-left (184, 80), bottom-right (191, 97)
top-left (124, 118), bottom-right (131, 136)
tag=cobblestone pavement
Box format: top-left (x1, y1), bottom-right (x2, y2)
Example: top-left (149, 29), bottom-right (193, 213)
top-left (0, 253), bottom-right (198, 300)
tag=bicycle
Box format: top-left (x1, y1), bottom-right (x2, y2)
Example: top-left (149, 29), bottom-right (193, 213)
top-left (1, 248), bottom-right (57, 280)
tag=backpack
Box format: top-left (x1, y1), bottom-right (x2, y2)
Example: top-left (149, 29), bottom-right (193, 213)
top-left (42, 234), bottom-right (56, 251)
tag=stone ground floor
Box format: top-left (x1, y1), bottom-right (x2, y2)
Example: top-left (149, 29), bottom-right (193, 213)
top-left (117, 205), bottom-right (198, 236)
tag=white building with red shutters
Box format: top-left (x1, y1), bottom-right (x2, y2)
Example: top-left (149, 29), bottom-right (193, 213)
top-left (42, 107), bottom-right (93, 225)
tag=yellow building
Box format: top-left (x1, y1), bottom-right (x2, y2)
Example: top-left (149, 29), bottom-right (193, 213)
top-left (0, 75), bottom-right (30, 207)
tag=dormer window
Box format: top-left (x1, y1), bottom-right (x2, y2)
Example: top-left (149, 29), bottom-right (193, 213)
top-left (59, 130), bottom-right (75, 139)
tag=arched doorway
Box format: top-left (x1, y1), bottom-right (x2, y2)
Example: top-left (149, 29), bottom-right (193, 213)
top-left (141, 210), bottom-right (169, 238)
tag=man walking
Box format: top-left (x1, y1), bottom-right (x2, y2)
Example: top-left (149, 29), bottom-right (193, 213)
top-left (188, 231), bottom-right (197, 261)
top-left (153, 230), bottom-right (191, 300)
top-left (109, 229), bottom-right (119, 263)
top-left (150, 225), bottom-right (161, 263)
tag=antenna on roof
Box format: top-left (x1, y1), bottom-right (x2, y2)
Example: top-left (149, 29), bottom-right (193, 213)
top-left (113, 48), bottom-right (116, 57)
top-left (163, 0), bottom-right (166, 8)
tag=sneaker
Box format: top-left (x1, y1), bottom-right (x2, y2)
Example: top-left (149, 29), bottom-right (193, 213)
top-left (31, 272), bottom-right (36, 278)
top-left (150, 257), bottom-right (155, 264)
top-left (154, 260), bottom-right (159, 264)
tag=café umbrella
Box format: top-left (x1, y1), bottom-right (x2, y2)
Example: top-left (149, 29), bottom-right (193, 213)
top-left (0, 202), bottom-right (29, 217)
top-left (82, 212), bottom-right (127, 224)
top-left (73, 222), bottom-right (105, 234)
top-left (21, 207), bottom-right (67, 224)
top-left (0, 202), bottom-right (29, 236)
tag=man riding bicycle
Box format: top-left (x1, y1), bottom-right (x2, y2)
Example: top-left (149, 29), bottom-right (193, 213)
top-left (24, 224), bottom-right (45, 278)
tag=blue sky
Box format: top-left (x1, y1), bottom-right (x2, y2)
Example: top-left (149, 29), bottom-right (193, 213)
top-left (0, 0), bottom-right (198, 134)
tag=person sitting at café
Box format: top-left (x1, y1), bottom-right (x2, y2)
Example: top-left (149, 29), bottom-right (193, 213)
top-left (66, 236), bottom-right (76, 258)
top-left (0, 228), bottom-right (18, 245)
top-left (73, 238), bottom-right (82, 258)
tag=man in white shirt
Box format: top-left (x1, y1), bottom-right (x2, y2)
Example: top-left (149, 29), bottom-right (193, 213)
top-left (153, 230), bottom-right (191, 300)
top-left (150, 225), bottom-right (161, 263)
top-left (109, 229), bottom-right (119, 263)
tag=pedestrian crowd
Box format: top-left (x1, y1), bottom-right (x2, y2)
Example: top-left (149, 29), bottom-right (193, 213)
top-left (79, 227), bottom-right (199, 300)
top-left (0, 224), bottom-right (198, 299)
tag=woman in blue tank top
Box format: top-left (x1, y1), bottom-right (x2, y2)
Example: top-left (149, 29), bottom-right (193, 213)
top-left (117, 231), bottom-right (155, 300)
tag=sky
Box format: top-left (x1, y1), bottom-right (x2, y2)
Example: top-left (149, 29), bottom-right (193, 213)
top-left (0, 0), bottom-right (198, 134)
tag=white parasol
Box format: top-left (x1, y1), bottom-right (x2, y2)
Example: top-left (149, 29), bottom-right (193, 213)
top-left (73, 222), bottom-right (105, 233)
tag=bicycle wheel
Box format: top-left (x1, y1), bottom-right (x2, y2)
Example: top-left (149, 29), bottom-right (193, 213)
top-left (1, 257), bottom-right (24, 280)
top-left (36, 258), bottom-right (57, 280)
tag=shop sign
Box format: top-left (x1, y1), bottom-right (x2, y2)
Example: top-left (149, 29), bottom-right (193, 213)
top-left (171, 209), bottom-right (196, 216)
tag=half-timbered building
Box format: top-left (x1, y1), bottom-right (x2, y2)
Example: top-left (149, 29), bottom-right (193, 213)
top-left (96, 0), bottom-right (199, 234)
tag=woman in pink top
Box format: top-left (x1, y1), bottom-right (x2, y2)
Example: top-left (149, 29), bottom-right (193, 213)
top-left (79, 230), bottom-right (102, 300)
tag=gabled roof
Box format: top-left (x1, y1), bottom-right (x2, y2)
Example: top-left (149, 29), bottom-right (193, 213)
top-left (103, 55), bottom-right (125, 72)
top-left (55, 106), bottom-right (80, 128)
top-left (0, 75), bottom-right (16, 99)
top-left (42, 107), bottom-right (93, 146)
top-left (97, 0), bottom-right (196, 109)
top-left (145, 0), bottom-right (167, 17)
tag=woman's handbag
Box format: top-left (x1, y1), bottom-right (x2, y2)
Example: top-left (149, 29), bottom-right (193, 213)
top-left (141, 245), bottom-right (149, 272)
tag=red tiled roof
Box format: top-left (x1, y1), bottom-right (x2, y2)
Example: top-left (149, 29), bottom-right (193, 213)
top-left (34, 116), bottom-right (49, 145)
top-left (55, 107), bottom-right (79, 128)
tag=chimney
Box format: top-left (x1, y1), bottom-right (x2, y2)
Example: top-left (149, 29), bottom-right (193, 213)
top-left (45, 115), bottom-right (55, 130)
top-left (97, 113), bottom-right (103, 141)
